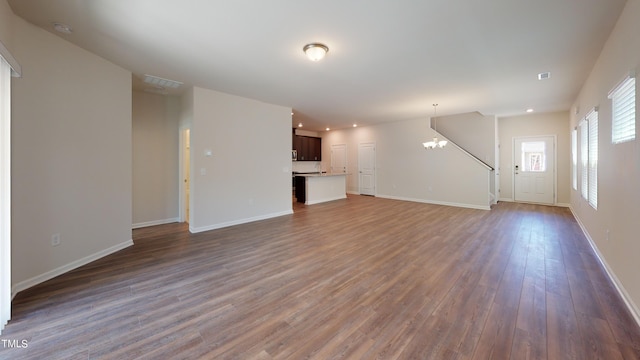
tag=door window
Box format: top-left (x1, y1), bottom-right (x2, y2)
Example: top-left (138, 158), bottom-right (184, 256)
top-left (521, 141), bottom-right (546, 172)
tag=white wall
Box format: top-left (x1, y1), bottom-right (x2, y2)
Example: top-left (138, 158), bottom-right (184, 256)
top-left (435, 111), bottom-right (498, 202)
top-left (498, 111), bottom-right (571, 205)
top-left (292, 161), bottom-right (322, 173)
top-left (8, 13), bottom-right (132, 292)
top-left (189, 87), bottom-right (293, 232)
top-left (436, 112), bottom-right (497, 167)
top-left (132, 91), bottom-right (180, 227)
top-left (570, 0), bottom-right (640, 320)
top-left (322, 117), bottom-right (492, 210)
top-left (0, 1), bottom-right (13, 50)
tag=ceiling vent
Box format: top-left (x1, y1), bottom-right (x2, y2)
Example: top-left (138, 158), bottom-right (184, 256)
top-left (143, 74), bottom-right (183, 89)
top-left (538, 72), bottom-right (551, 80)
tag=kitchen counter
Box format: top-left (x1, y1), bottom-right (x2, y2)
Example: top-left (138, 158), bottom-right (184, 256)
top-left (294, 173), bottom-right (347, 205)
top-left (294, 172), bottom-right (347, 177)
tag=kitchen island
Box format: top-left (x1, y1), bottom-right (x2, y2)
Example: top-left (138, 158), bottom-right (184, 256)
top-left (294, 173), bottom-right (347, 205)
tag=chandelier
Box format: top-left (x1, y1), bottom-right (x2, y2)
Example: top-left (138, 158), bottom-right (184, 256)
top-left (422, 103), bottom-right (447, 149)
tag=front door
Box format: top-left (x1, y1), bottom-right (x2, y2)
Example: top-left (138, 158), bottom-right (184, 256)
top-left (358, 143), bottom-right (376, 196)
top-left (513, 136), bottom-right (555, 204)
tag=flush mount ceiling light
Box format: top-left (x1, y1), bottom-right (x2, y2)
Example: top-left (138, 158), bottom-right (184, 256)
top-left (143, 74), bottom-right (183, 89)
top-left (303, 43), bottom-right (329, 61)
top-left (52, 22), bottom-right (73, 34)
top-left (423, 104), bottom-right (448, 149)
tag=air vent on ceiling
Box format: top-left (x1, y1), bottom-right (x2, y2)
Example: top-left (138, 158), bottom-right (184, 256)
top-left (538, 72), bottom-right (551, 80)
top-left (143, 74), bottom-right (183, 89)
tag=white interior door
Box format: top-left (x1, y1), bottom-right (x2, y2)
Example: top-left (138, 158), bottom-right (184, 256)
top-left (513, 136), bottom-right (555, 204)
top-left (330, 144), bottom-right (347, 173)
top-left (358, 143), bottom-right (376, 196)
top-left (180, 128), bottom-right (191, 223)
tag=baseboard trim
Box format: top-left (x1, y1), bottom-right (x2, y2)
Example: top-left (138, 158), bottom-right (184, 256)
top-left (499, 198), bottom-right (571, 208)
top-left (189, 210), bottom-right (293, 234)
top-left (306, 195), bottom-right (347, 205)
top-left (132, 217), bottom-right (180, 229)
top-left (569, 206), bottom-right (640, 328)
top-left (377, 194), bottom-right (490, 211)
top-left (11, 239), bottom-right (134, 298)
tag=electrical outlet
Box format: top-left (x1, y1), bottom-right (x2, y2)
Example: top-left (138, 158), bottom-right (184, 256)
top-left (51, 233), bottom-right (61, 247)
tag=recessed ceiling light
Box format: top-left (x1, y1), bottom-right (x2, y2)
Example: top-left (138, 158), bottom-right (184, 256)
top-left (298, 123), bottom-right (303, 127)
top-left (538, 72), bottom-right (551, 80)
top-left (325, 127), bottom-right (330, 131)
top-left (52, 22), bottom-right (73, 34)
top-left (526, 108), bottom-right (534, 113)
top-left (303, 43), bottom-right (329, 61)
top-left (353, 124), bottom-right (358, 127)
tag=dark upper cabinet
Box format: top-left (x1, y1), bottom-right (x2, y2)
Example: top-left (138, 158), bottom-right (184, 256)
top-left (292, 132), bottom-right (321, 161)
top-left (309, 137), bottom-right (321, 161)
top-left (292, 132), bottom-right (302, 157)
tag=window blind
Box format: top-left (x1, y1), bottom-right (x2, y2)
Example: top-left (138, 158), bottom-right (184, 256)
top-left (587, 109), bottom-right (598, 209)
top-left (572, 128), bottom-right (577, 191)
top-left (609, 76), bottom-right (635, 144)
top-left (580, 120), bottom-right (588, 201)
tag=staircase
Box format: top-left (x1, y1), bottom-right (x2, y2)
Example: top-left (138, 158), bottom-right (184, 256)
top-left (430, 111), bottom-right (498, 207)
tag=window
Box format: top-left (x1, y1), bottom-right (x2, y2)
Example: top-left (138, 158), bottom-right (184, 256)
top-left (587, 109), bottom-right (598, 209)
top-left (572, 128), bottom-right (577, 190)
top-left (521, 141), bottom-right (546, 172)
top-left (580, 120), bottom-right (588, 201)
top-left (579, 108), bottom-right (598, 209)
top-left (609, 75), bottom-right (635, 144)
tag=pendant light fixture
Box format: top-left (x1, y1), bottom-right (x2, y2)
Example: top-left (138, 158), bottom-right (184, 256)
top-left (422, 104), bottom-right (447, 149)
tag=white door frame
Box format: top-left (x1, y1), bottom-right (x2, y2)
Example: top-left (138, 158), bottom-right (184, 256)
top-left (1, 56), bottom-right (13, 334)
top-left (512, 135), bottom-right (557, 204)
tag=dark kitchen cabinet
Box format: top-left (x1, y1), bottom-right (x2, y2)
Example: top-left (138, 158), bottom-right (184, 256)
top-left (292, 133), bottom-right (321, 161)
top-left (294, 176), bottom-right (306, 203)
top-left (309, 137), bottom-right (321, 161)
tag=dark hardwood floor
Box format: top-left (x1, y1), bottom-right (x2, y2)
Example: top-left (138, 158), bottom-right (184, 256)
top-left (1, 196), bottom-right (639, 359)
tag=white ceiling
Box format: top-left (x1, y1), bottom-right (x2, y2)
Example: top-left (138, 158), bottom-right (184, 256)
top-left (8, 0), bottom-right (627, 131)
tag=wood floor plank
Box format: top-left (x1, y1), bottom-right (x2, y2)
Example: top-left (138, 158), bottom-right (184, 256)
top-left (1, 196), bottom-right (639, 359)
top-left (546, 292), bottom-right (583, 359)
